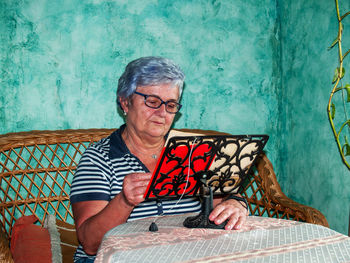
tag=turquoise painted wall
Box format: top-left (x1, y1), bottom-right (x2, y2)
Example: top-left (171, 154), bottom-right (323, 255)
top-left (0, 0), bottom-right (279, 136)
top-left (0, 0), bottom-right (349, 234)
top-left (278, 0), bottom-right (350, 235)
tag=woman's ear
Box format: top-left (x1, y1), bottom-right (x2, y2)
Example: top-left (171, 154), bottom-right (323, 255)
top-left (119, 97), bottom-right (129, 114)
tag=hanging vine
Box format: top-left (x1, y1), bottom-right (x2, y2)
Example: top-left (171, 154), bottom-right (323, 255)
top-left (327, 0), bottom-right (350, 170)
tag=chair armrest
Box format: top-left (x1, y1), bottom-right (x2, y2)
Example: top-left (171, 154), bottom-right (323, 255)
top-left (0, 228), bottom-right (14, 263)
top-left (244, 153), bottom-right (329, 227)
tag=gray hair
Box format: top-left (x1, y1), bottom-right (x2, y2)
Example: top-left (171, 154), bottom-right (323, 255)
top-left (117, 56), bottom-right (185, 107)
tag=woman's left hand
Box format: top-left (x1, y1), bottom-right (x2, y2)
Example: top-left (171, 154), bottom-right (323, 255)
top-left (209, 198), bottom-right (249, 230)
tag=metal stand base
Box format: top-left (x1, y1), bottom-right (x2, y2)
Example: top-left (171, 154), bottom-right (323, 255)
top-left (183, 189), bottom-right (226, 229)
top-left (183, 212), bottom-right (225, 229)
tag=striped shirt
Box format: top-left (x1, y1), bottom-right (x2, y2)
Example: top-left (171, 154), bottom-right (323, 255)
top-left (70, 125), bottom-right (201, 261)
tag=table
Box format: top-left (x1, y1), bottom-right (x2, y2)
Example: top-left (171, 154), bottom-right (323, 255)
top-left (95, 214), bottom-right (350, 263)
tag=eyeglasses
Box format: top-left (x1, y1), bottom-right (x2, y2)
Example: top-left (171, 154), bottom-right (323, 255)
top-left (134, 91), bottom-right (182, 114)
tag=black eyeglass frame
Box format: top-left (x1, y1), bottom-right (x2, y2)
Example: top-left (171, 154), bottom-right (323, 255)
top-left (134, 91), bottom-right (182, 114)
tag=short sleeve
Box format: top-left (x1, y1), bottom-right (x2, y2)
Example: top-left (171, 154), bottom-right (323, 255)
top-left (70, 146), bottom-right (112, 204)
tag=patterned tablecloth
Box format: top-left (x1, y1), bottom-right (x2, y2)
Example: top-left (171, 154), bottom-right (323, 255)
top-left (95, 214), bottom-right (350, 263)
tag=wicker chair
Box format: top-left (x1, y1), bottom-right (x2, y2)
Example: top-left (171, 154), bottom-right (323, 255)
top-left (0, 128), bottom-right (329, 262)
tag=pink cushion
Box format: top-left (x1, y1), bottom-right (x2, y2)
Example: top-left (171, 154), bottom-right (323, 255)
top-left (10, 215), bottom-right (52, 263)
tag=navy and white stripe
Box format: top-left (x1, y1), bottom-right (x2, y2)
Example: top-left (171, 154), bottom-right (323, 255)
top-left (70, 125), bottom-right (201, 261)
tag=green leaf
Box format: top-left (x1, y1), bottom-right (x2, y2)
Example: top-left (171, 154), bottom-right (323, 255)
top-left (332, 67), bottom-right (346, 83)
top-left (345, 84), bottom-right (350, 102)
top-left (328, 37), bottom-right (339, 50)
top-left (343, 136), bottom-right (350, 156)
top-left (331, 103), bottom-right (336, 119)
top-left (344, 144), bottom-right (350, 156)
top-left (332, 68), bottom-right (338, 83)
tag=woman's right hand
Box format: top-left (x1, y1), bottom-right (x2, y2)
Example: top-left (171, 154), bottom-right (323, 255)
top-left (121, 172), bottom-right (152, 207)
top-left (72, 172), bottom-right (152, 255)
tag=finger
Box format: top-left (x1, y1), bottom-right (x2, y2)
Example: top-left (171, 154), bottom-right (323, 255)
top-left (122, 188), bottom-right (145, 206)
top-left (208, 205), bottom-right (225, 222)
top-left (225, 213), bottom-right (245, 230)
top-left (124, 183), bottom-right (148, 198)
top-left (131, 184), bottom-right (149, 195)
top-left (225, 215), bottom-right (239, 230)
top-left (124, 173), bottom-right (152, 189)
top-left (123, 174), bottom-right (153, 204)
top-left (211, 204), bottom-right (244, 227)
top-left (212, 209), bottom-right (233, 226)
top-left (233, 214), bottom-right (246, 230)
top-left (127, 173), bottom-right (152, 182)
top-left (127, 179), bottom-right (150, 189)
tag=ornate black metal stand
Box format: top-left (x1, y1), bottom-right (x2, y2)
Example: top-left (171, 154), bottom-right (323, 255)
top-left (144, 134), bottom-right (269, 231)
top-left (183, 179), bottom-right (225, 229)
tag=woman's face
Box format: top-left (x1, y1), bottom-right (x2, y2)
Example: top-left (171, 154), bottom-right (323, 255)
top-left (120, 83), bottom-right (180, 140)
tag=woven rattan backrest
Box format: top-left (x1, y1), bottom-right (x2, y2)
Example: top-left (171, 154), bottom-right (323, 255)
top-left (0, 128), bottom-right (325, 240)
top-left (0, 129), bottom-right (114, 239)
top-left (240, 154), bottom-right (306, 221)
top-left (241, 153), bottom-right (329, 228)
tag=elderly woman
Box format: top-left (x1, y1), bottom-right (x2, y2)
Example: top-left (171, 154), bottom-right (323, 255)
top-left (70, 56), bottom-right (248, 262)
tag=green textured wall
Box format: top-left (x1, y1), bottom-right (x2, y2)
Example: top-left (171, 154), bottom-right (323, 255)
top-left (278, 0), bottom-right (350, 235)
top-left (0, 0), bottom-right (279, 135)
top-left (0, 0), bottom-right (349, 234)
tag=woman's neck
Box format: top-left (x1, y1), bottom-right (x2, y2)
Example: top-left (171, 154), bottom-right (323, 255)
top-left (122, 126), bottom-right (165, 159)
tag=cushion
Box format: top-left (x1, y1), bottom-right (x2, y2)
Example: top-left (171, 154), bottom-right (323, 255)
top-left (44, 215), bottom-right (79, 263)
top-left (10, 215), bottom-right (52, 263)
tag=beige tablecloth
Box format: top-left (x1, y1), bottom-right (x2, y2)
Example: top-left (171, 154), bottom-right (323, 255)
top-left (96, 214), bottom-right (350, 263)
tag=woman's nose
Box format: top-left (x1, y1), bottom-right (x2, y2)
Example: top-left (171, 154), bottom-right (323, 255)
top-left (156, 103), bottom-right (167, 116)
